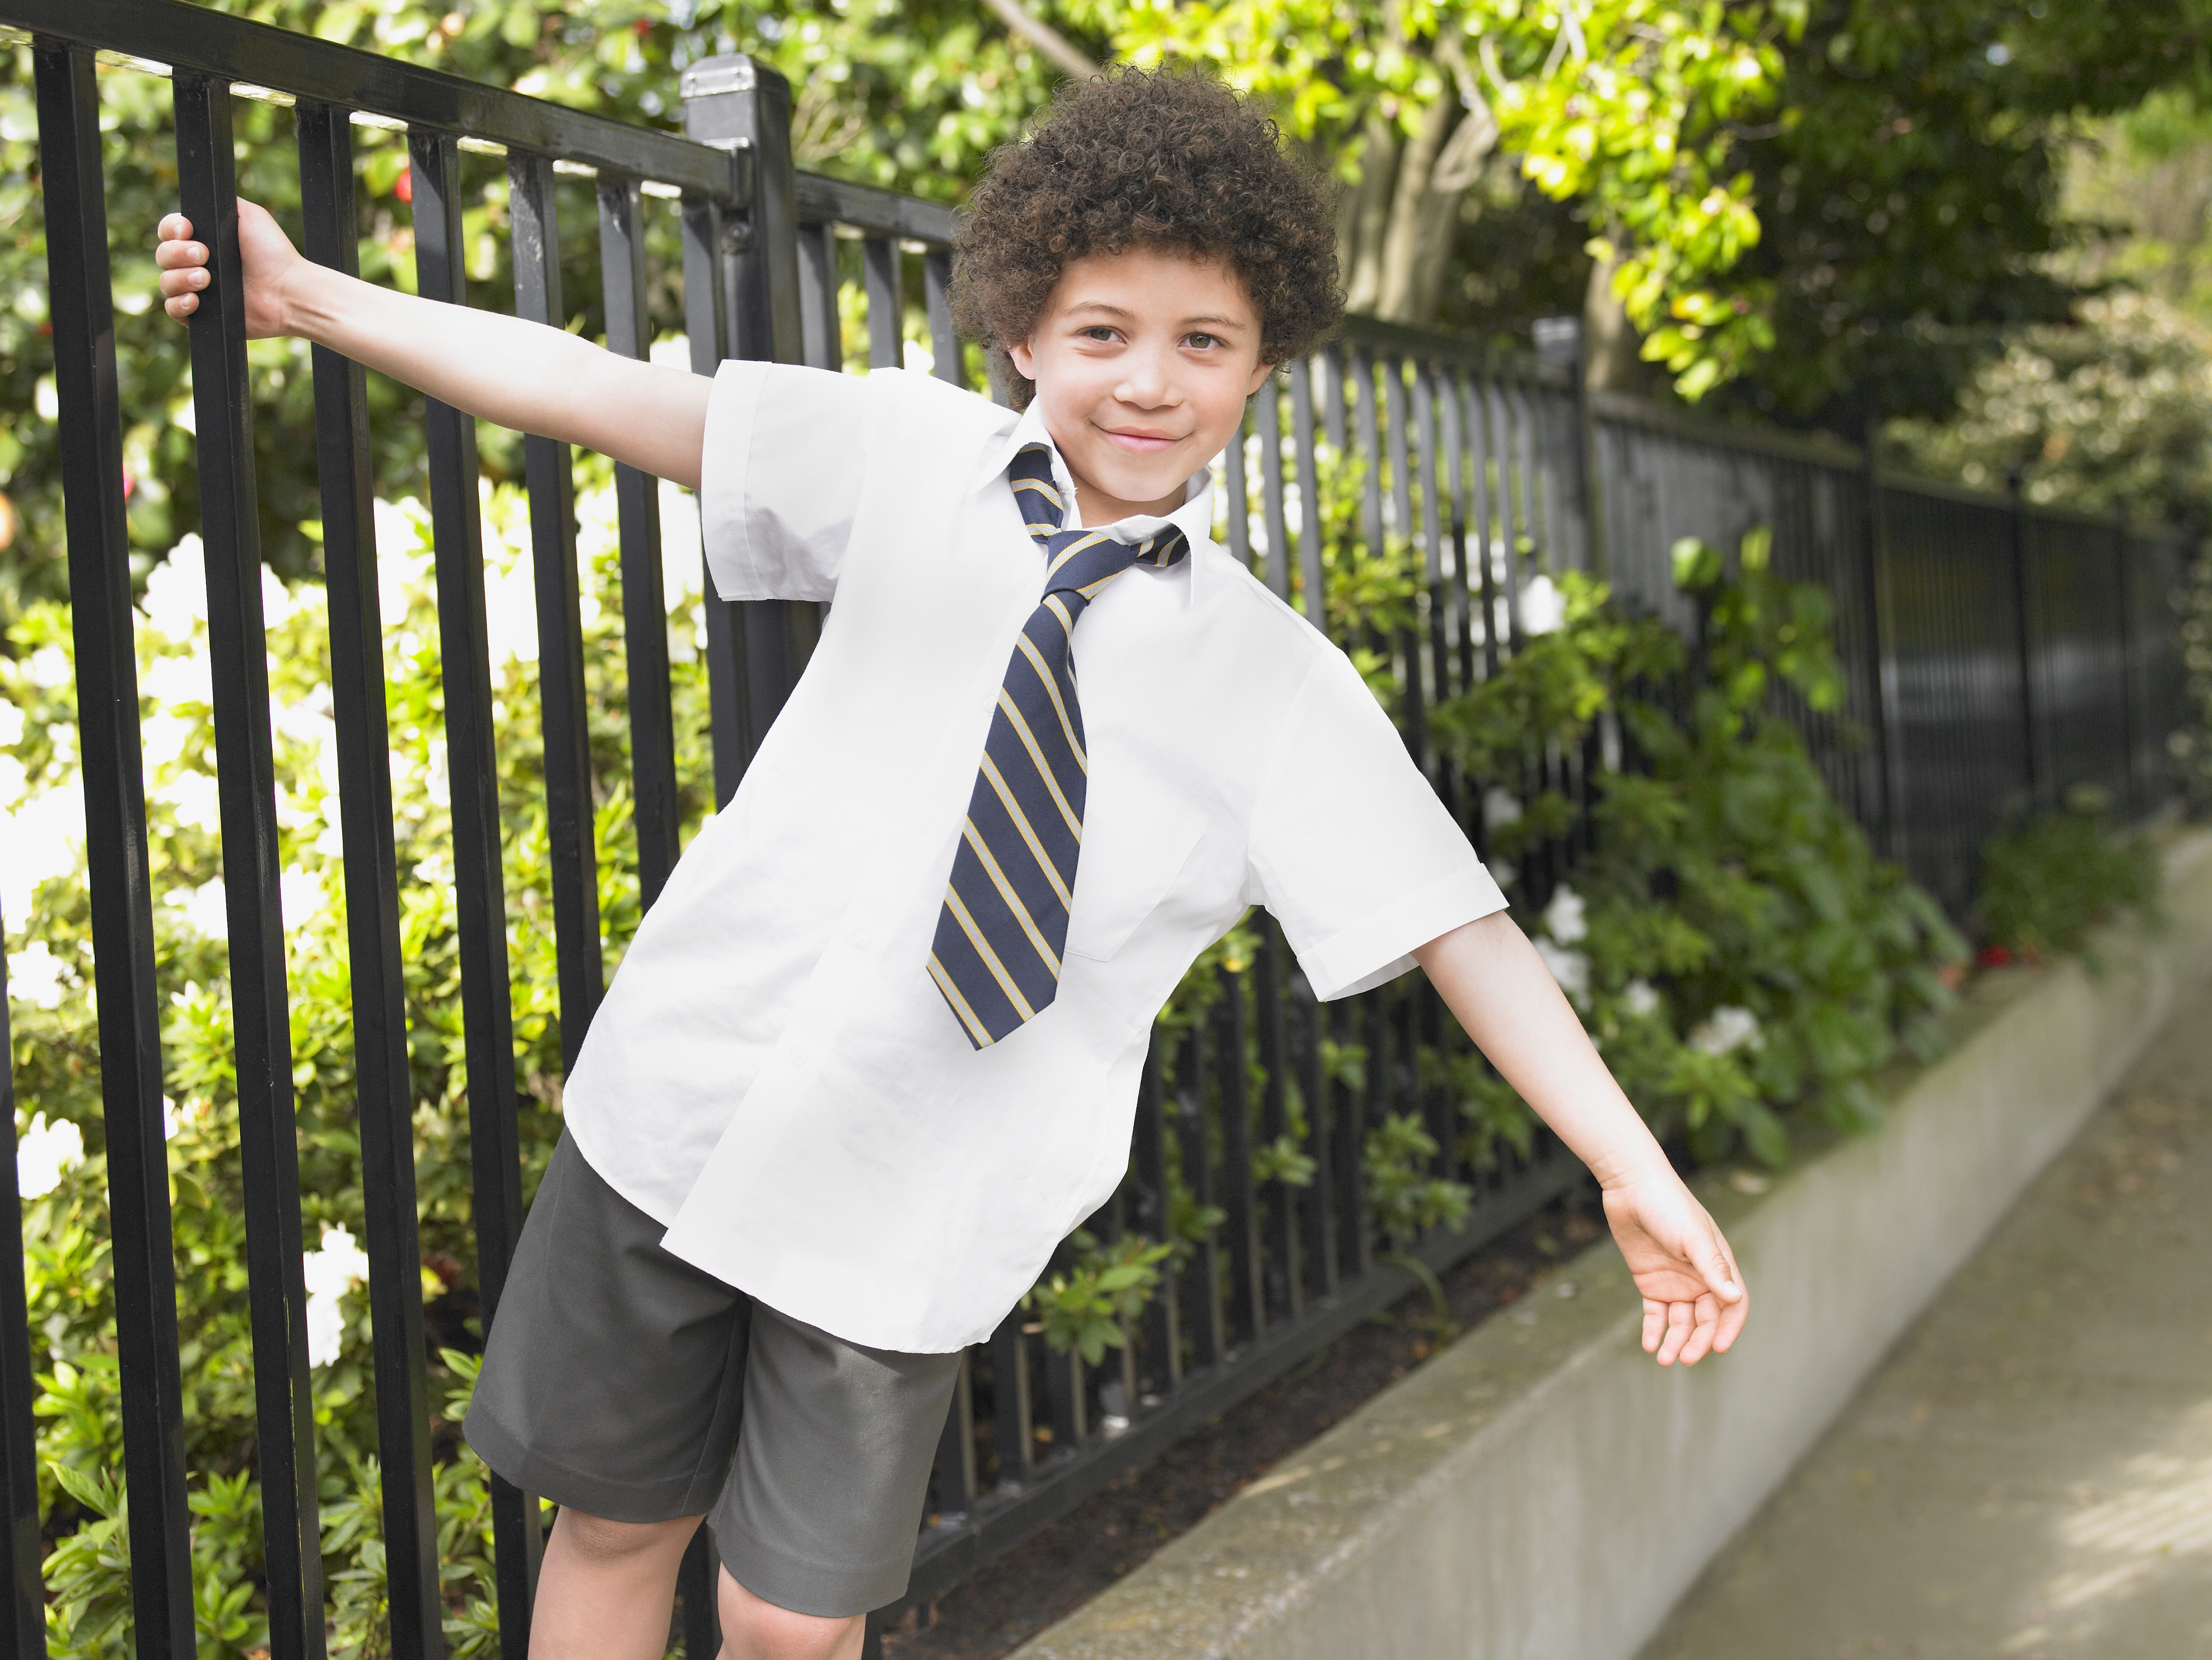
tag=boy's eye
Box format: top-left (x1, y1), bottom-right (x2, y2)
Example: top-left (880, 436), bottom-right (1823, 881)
top-left (1187, 332), bottom-right (1222, 350)
top-left (1082, 326), bottom-right (1119, 343)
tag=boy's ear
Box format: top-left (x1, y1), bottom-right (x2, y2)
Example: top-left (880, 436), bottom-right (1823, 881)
top-left (1246, 360), bottom-right (1276, 396)
top-left (1008, 337), bottom-right (1038, 379)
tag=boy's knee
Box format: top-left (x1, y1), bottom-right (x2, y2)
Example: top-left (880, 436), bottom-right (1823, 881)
top-left (549, 1507), bottom-right (701, 1565)
top-left (716, 1568), bottom-right (865, 1660)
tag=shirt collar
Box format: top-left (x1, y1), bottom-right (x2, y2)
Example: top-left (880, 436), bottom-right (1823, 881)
top-left (977, 403), bottom-right (1222, 606)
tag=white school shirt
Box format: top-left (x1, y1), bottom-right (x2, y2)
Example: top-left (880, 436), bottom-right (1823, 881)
top-left (560, 361), bottom-right (1508, 1353)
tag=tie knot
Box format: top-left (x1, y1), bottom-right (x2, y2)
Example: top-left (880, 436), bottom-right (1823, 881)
top-left (1009, 444), bottom-right (1191, 599)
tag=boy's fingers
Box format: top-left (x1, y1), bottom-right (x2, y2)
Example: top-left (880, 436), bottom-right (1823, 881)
top-left (158, 212), bottom-right (191, 241)
top-left (1655, 1299), bottom-right (1693, 1366)
top-left (1677, 1293), bottom-right (1719, 1366)
top-left (1696, 1231), bottom-right (1743, 1302)
top-left (164, 293), bottom-right (199, 319)
top-left (1640, 1299), bottom-right (1665, 1354)
top-left (1712, 1285), bottom-right (1751, 1354)
top-left (155, 241), bottom-right (208, 271)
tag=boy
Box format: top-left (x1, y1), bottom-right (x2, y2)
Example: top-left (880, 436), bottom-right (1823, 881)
top-left (158, 70), bottom-right (1746, 1660)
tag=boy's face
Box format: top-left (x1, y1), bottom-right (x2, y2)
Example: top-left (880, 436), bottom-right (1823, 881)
top-left (1009, 246), bottom-right (1273, 527)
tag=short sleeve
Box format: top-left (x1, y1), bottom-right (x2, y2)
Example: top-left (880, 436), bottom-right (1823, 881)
top-left (1246, 649), bottom-right (1508, 1000)
top-left (698, 359), bottom-right (868, 603)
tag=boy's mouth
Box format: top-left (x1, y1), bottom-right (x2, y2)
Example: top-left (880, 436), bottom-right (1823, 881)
top-left (1099, 425), bottom-right (1183, 454)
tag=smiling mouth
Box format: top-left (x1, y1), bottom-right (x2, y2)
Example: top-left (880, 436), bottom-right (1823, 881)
top-left (1101, 427), bottom-right (1184, 452)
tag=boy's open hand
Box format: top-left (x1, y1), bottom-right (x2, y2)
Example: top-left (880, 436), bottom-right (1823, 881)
top-left (157, 201), bottom-right (302, 337)
top-left (1601, 1166), bottom-right (1748, 1367)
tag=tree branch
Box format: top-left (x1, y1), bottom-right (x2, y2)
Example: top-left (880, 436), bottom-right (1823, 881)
top-left (980, 0), bottom-right (1101, 82)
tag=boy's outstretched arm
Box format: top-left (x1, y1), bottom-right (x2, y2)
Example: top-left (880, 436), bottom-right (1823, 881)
top-left (156, 202), bottom-right (712, 488)
top-left (1413, 912), bottom-right (1750, 1367)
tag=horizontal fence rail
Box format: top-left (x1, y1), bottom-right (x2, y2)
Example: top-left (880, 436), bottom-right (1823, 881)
top-left (0, 6), bottom-right (2198, 1659)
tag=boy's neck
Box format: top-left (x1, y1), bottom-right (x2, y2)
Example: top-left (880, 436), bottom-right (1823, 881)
top-left (1063, 460), bottom-right (1193, 528)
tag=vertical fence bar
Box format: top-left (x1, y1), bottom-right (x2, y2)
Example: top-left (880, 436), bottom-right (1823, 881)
top-left (1131, 1034), bottom-right (1181, 1392)
top-left (1330, 1001), bottom-right (1369, 1281)
top-left (685, 57), bottom-right (809, 778)
top-left (796, 221), bottom-right (841, 370)
top-left (1223, 404), bottom-right (1253, 573)
top-left (173, 72), bottom-right (326, 1660)
top-left (1388, 358), bottom-right (1427, 773)
top-left (924, 246), bottom-right (963, 387)
top-left (1856, 431), bottom-right (1905, 864)
top-left (597, 176), bottom-right (682, 906)
top-left (1288, 971), bottom-right (1336, 1304)
top-left (34, 43), bottom-right (196, 1658)
top-left (1319, 343), bottom-right (1348, 449)
top-left (1256, 378), bottom-right (1292, 602)
top-left (296, 101), bottom-right (445, 1660)
top-left (2006, 471), bottom-right (2042, 810)
top-left (2107, 507), bottom-right (2136, 815)
top-left (1, 927), bottom-right (43, 1656)
top-left (1352, 348), bottom-right (1384, 565)
top-left (932, 1354), bottom-right (978, 1522)
top-left (1291, 357), bottom-right (1326, 630)
top-left (1175, 1027), bottom-right (1225, 1368)
top-left (409, 126), bottom-right (542, 1645)
top-left (679, 191), bottom-right (748, 808)
top-left (1440, 369), bottom-right (1476, 699)
top-left (989, 1312), bottom-right (1035, 1487)
top-left (511, 152), bottom-right (605, 1068)
top-left (862, 234), bottom-right (903, 369)
top-left (1215, 970), bottom-right (1262, 1346)
top-left (1252, 919), bottom-right (1298, 1321)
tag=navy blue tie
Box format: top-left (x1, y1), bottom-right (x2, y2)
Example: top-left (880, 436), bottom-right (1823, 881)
top-left (927, 445), bottom-right (1189, 1047)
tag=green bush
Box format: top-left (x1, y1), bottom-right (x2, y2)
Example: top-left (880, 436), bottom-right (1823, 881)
top-left (1975, 791), bottom-right (2163, 964)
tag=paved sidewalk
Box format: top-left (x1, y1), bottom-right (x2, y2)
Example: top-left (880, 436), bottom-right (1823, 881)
top-left (1639, 974), bottom-right (2212, 1660)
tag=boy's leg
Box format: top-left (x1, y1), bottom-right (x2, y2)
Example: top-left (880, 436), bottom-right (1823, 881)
top-left (716, 1567), bottom-right (864, 1660)
top-left (531, 1510), bottom-right (705, 1660)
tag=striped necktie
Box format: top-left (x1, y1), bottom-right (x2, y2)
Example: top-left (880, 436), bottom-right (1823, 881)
top-left (928, 444), bottom-right (1190, 1047)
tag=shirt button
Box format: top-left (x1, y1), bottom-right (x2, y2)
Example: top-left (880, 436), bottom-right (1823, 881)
top-left (787, 1047), bottom-right (809, 1069)
top-left (850, 925), bottom-right (873, 948)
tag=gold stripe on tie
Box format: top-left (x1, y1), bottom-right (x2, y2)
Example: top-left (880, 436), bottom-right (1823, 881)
top-left (962, 820), bottom-right (1064, 976)
top-left (995, 690), bottom-right (1084, 838)
top-left (944, 887), bottom-right (1037, 1019)
top-left (978, 754), bottom-right (1076, 905)
top-left (1014, 633), bottom-right (1087, 770)
top-left (927, 955), bottom-right (996, 1046)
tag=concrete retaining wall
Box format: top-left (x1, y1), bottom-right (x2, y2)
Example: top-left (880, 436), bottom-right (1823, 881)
top-left (1012, 831), bottom-right (2212, 1660)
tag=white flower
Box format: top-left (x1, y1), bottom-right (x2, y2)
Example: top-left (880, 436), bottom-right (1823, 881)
top-left (1517, 574), bottom-right (1566, 637)
top-left (1, 786), bottom-right (86, 934)
top-left (302, 1224), bottom-right (371, 1368)
top-left (0, 701), bottom-right (23, 747)
top-left (7, 940), bottom-right (72, 1010)
top-left (1482, 786), bottom-right (1523, 827)
top-left (24, 645), bottom-right (71, 690)
top-left (140, 711), bottom-right (194, 774)
top-left (169, 878), bottom-right (229, 940)
top-left (260, 567), bottom-right (295, 629)
top-left (140, 535), bottom-right (209, 643)
top-left (16, 1112), bottom-right (83, 1199)
top-left (1542, 883), bottom-right (1587, 945)
top-left (279, 867), bottom-right (322, 923)
top-left (159, 769), bottom-right (222, 833)
top-left (1688, 1005), bottom-right (1764, 1058)
top-left (1532, 936), bottom-right (1591, 1005)
top-left (1621, 978), bottom-right (1661, 1018)
top-left (161, 1096), bottom-right (182, 1141)
top-left (141, 651), bottom-right (213, 710)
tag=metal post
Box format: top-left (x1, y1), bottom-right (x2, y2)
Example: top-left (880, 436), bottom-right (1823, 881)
top-left (1859, 421), bottom-right (1907, 863)
top-left (174, 70), bottom-right (327, 1660)
top-left (683, 55), bottom-right (810, 762)
top-left (34, 42), bottom-right (196, 1659)
top-left (2006, 467), bottom-right (2043, 811)
top-left (511, 152), bottom-right (605, 1069)
top-left (296, 98), bottom-right (445, 1660)
top-left (598, 174), bottom-right (682, 905)
top-left (409, 125), bottom-right (541, 1650)
top-left (1532, 315), bottom-right (1603, 578)
top-left (2114, 503), bottom-right (2139, 816)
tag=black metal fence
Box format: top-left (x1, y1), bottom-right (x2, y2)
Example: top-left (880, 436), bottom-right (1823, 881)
top-left (0, 5), bottom-right (2197, 1658)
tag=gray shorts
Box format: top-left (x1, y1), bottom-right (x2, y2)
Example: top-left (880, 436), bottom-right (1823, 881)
top-left (463, 1131), bottom-right (963, 1617)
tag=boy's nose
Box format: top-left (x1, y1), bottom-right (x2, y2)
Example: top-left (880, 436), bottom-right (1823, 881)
top-left (1114, 352), bottom-right (1182, 409)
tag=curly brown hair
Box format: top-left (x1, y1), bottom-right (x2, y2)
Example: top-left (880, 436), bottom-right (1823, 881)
top-left (951, 68), bottom-right (1342, 409)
